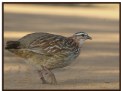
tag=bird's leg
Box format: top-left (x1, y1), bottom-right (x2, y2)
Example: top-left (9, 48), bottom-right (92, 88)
top-left (38, 70), bottom-right (47, 84)
top-left (42, 66), bottom-right (57, 85)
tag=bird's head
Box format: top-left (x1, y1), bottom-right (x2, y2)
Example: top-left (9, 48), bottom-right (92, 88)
top-left (72, 32), bottom-right (92, 46)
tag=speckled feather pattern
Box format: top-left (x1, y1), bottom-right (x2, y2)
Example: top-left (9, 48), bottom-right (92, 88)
top-left (8, 32), bottom-right (81, 70)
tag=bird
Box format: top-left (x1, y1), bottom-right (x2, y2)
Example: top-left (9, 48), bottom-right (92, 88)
top-left (5, 32), bottom-right (92, 84)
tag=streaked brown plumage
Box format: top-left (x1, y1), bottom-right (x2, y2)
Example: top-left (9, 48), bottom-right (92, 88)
top-left (5, 32), bottom-right (92, 84)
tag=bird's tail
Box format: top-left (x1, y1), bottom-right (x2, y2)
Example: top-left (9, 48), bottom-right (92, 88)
top-left (5, 41), bottom-right (20, 49)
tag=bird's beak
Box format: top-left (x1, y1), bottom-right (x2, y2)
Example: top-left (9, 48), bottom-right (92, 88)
top-left (87, 35), bottom-right (92, 40)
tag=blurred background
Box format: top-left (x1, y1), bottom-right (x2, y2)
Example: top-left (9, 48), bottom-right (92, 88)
top-left (4, 4), bottom-right (119, 89)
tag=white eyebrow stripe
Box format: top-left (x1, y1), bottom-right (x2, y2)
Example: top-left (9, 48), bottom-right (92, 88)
top-left (75, 33), bottom-right (84, 35)
top-left (75, 32), bottom-right (88, 36)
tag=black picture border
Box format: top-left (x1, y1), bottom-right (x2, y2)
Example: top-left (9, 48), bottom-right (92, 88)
top-left (2, 2), bottom-right (121, 91)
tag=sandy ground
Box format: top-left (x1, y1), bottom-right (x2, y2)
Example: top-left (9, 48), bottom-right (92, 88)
top-left (4, 4), bottom-right (119, 89)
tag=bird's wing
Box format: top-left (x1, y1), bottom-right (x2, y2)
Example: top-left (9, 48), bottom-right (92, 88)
top-left (28, 34), bottom-right (72, 55)
top-left (18, 32), bottom-right (78, 55)
top-left (18, 32), bottom-right (50, 48)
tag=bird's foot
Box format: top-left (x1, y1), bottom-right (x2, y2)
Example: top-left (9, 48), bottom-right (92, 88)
top-left (50, 77), bottom-right (57, 85)
top-left (38, 70), bottom-right (48, 84)
top-left (40, 75), bottom-right (57, 84)
top-left (40, 77), bottom-right (48, 84)
top-left (42, 66), bottom-right (57, 85)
